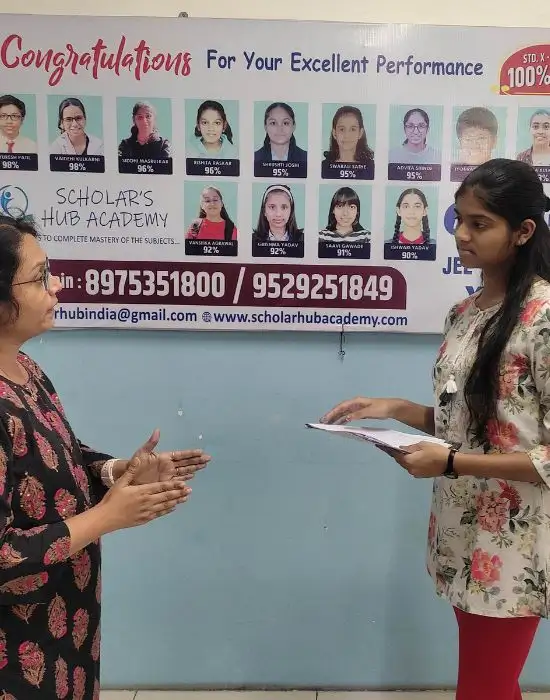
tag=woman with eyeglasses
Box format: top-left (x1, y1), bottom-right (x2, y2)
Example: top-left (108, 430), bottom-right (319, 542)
top-left (388, 108), bottom-right (441, 166)
top-left (0, 215), bottom-right (210, 698)
top-left (50, 98), bottom-right (103, 157)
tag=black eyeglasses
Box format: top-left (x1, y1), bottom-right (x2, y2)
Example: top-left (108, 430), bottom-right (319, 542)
top-left (13, 258), bottom-right (51, 291)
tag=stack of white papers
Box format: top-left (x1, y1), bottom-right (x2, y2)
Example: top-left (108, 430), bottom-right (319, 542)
top-left (306, 423), bottom-right (449, 454)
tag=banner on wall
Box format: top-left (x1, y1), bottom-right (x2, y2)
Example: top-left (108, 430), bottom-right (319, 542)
top-left (0, 14), bottom-right (549, 332)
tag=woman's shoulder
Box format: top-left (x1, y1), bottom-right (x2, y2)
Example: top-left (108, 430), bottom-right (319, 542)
top-left (18, 352), bottom-right (44, 381)
top-left (518, 279), bottom-right (550, 328)
top-left (88, 133), bottom-right (103, 147)
top-left (49, 134), bottom-right (65, 152)
top-left (516, 148), bottom-right (532, 163)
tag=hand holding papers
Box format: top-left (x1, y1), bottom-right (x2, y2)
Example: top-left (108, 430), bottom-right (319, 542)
top-left (306, 422), bottom-right (449, 454)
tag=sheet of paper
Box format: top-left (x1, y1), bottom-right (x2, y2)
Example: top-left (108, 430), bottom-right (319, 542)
top-left (306, 423), bottom-right (449, 452)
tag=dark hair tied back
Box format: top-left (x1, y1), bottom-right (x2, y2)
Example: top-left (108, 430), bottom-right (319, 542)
top-left (0, 214), bottom-right (40, 323)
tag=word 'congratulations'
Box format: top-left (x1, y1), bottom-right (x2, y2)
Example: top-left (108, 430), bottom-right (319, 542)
top-left (0, 34), bottom-right (192, 87)
top-left (206, 49), bottom-right (484, 77)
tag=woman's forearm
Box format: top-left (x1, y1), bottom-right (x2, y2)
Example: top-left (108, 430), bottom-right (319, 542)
top-left (454, 451), bottom-right (544, 484)
top-left (65, 503), bottom-right (113, 556)
top-left (392, 400), bottom-right (435, 436)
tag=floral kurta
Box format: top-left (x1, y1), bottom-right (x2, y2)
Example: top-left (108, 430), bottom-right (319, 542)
top-left (429, 279), bottom-right (550, 618)
top-left (0, 353), bottom-right (112, 698)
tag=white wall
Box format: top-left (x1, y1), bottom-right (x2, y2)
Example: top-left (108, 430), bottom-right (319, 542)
top-left (4, 0), bottom-right (550, 28)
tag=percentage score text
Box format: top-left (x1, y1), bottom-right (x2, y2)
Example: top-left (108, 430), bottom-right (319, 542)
top-left (507, 63), bottom-right (550, 88)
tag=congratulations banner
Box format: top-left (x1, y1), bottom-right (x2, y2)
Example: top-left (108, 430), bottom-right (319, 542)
top-left (0, 14), bottom-right (548, 332)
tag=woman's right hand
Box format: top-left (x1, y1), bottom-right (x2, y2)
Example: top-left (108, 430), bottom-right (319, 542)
top-left (320, 397), bottom-right (402, 425)
top-left (99, 454), bottom-right (192, 533)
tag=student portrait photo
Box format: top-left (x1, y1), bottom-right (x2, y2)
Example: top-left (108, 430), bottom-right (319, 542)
top-left (117, 98), bottom-right (172, 174)
top-left (184, 181), bottom-right (238, 258)
top-left (451, 106), bottom-right (506, 181)
top-left (318, 184), bottom-right (372, 259)
top-left (186, 99), bottom-right (238, 159)
top-left (252, 183), bottom-right (305, 258)
top-left (254, 101), bottom-right (307, 178)
top-left (383, 185), bottom-right (438, 261)
top-left (321, 104), bottom-right (376, 180)
top-left (388, 105), bottom-right (442, 180)
top-left (185, 99), bottom-right (239, 176)
top-left (0, 94), bottom-right (38, 169)
top-left (49, 97), bottom-right (103, 156)
top-left (516, 107), bottom-right (550, 168)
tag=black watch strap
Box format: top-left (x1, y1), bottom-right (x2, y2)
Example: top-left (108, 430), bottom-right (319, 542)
top-left (444, 447), bottom-right (459, 479)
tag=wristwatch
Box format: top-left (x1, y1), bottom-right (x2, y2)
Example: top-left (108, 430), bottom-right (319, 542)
top-left (443, 447), bottom-right (459, 479)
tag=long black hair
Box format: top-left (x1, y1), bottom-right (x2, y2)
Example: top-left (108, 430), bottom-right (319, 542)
top-left (253, 184), bottom-right (303, 242)
top-left (457, 158), bottom-right (550, 443)
top-left (194, 100), bottom-right (234, 144)
top-left (196, 186), bottom-right (235, 241)
top-left (324, 106), bottom-right (374, 163)
top-left (262, 102), bottom-right (298, 153)
top-left (326, 187), bottom-right (364, 233)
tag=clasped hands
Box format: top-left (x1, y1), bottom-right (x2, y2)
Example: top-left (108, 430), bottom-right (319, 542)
top-left (116, 429), bottom-right (211, 486)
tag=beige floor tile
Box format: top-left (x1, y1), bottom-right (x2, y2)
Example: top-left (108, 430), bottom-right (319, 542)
top-left (320, 693), bottom-right (550, 699)
top-left (136, 694), bottom-right (315, 700)
top-left (100, 692), bottom-right (136, 700)
top-left (126, 692), bottom-right (550, 700)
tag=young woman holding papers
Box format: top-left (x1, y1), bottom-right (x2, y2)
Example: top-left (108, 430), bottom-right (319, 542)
top-left (322, 159), bottom-right (550, 700)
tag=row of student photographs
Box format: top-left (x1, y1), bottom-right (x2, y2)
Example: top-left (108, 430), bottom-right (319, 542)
top-left (174, 181), bottom-right (464, 262)
top-left (3, 93), bottom-right (550, 182)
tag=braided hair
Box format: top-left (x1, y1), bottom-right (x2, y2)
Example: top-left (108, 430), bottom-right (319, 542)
top-left (392, 188), bottom-right (430, 244)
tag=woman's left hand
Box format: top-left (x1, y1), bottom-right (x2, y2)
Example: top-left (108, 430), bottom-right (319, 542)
top-left (124, 430), bottom-right (211, 485)
top-left (385, 441), bottom-right (450, 478)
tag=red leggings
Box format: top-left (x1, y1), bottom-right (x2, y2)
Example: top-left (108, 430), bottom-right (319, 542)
top-left (454, 607), bottom-right (539, 700)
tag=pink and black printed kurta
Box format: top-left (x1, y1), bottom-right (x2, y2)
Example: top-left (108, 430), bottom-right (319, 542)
top-left (0, 353), bottom-right (111, 699)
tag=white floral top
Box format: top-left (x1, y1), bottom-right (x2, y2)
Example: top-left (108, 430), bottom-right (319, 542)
top-left (429, 279), bottom-right (550, 618)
